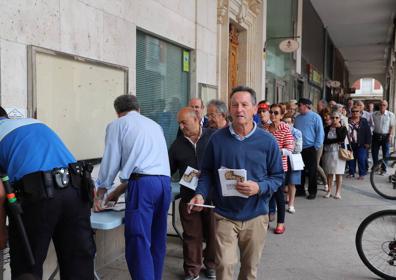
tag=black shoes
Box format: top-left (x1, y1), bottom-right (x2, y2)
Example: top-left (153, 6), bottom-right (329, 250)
top-left (184, 275), bottom-right (199, 280)
top-left (295, 191), bottom-right (306, 197)
top-left (205, 268), bottom-right (216, 279)
top-left (306, 194), bottom-right (316, 200)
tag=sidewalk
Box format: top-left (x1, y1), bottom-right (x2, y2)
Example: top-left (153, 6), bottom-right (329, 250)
top-left (97, 174), bottom-right (394, 279)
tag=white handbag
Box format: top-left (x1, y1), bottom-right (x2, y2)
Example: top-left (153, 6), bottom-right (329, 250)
top-left (289, 153), bottom-right (305, 171)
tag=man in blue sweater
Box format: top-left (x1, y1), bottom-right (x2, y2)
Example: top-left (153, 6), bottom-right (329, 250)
top-left (294, 98), bottom-right (325, 199)
top-left (188, 86), bottom-right (284, 280)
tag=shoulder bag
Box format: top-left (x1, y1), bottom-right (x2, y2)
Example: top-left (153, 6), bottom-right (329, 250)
top-left (339, 134), bottom-right (354, 161)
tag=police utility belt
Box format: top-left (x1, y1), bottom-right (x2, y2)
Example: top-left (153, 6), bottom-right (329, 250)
top-left (13, 162), bottom-right (94, 203)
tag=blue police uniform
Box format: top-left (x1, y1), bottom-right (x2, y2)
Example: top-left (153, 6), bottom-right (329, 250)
top-left (0, 117), bottom-right (95, 279)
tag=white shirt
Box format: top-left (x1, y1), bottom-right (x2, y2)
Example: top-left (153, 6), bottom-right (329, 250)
top-left (361, 110), bottom-right (374, 131)
top-left (96, 111), bottom-right (170, 189)
top-left (372, 110), bottom-right (395, 134)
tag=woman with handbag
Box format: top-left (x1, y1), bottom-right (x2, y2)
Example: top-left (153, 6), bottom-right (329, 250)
top-left (283, 113), bottom-right (303, 214)
top-left (322, 111), bottom-right (348, 199)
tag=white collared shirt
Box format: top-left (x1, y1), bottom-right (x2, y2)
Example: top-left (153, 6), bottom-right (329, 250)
top-left (96, 111), bottom-right (170, 189)
top-left (229, 122), bottom-right (257, 141)
top-left (372, 110), bottom-right (395, 134)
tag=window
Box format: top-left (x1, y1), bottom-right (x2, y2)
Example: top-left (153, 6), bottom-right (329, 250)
top-left (361, 78), bottom-right (372, 94)
top-left (136, 31), bottom-right (189, 147)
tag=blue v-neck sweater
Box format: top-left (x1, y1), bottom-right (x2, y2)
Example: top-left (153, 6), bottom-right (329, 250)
top-left (196, 127), bottom-right (284, 221)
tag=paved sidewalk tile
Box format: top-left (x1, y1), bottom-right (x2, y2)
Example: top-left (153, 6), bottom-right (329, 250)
top-left (98, 174), bottom-right (395, 279)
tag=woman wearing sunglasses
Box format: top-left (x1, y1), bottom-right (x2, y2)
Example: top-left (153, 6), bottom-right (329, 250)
top-left (347, 105), bottom-right (372, 179)
top-left (322, 111), bottom-right (348, 199)
top-left (262, 104), bottom-right (294, 234)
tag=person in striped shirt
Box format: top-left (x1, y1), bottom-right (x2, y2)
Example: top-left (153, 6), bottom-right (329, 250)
top-left (262, 104), bottom-right (294, 234)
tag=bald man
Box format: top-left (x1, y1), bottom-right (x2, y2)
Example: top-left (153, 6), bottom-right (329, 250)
top-left (169, 107), bottom-right (216, 280)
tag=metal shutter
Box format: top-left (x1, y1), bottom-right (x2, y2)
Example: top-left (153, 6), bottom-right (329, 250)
top-left (136, 31), bottom-right (189, 147)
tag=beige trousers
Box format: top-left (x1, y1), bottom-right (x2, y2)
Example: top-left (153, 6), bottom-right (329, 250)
top-left (214, 213), bottom-right (269, 280)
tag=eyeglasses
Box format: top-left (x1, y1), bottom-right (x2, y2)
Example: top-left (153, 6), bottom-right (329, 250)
top-left (331, 117), bottom-right (339, 119)
top-left (207, 113), bottom-right (221, 118)
top-left (269, 111), bottom-right (280, 115)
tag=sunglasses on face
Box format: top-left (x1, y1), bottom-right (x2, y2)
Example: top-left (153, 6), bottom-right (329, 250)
top-left (352, 110), bottom-right (360, 113)
top-left (269, 111), bottom-right (280, 115)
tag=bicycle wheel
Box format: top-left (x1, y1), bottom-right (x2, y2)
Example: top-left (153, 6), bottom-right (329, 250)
top-left (356, 210), bottom-right (396, 280)
top-left (370, 160), bottom-right (396, 200)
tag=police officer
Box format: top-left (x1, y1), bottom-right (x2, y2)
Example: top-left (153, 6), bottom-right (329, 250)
top-left (0, 106), bottom-right (95, 279)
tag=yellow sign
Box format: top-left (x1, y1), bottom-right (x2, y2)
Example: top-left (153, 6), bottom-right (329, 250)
top-left (183, 50), bottom-right (190, 72)
top-left (312, 70), bottom-right (321, 85)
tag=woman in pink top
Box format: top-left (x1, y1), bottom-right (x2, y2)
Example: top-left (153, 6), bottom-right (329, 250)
top-left (262, 104), bottom-right (294, 234)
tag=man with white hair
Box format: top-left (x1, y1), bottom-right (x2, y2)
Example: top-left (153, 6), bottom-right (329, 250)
top-left (372, 100), bottom-right (395, 173)
top-left (206, 99), bottom-right (228, 129)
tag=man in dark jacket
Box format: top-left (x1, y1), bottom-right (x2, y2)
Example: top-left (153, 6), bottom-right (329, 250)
top-left (169, 107), bottom-right (216, 280)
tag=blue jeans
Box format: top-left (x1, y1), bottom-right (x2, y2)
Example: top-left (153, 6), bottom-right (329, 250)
top-left (348, 144), bottom-right (368, 176)
top-left (125, 175), bottom-right (171, 280)
top-left (372, 133), bottom-right (390, 171)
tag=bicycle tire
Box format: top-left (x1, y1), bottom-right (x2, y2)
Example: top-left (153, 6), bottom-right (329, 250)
top-left (370, 160), bottom-right (396, 200)
top-left (356, 210), bottom-right (396, 280)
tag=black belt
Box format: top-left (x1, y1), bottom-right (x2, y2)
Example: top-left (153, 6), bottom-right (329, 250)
top-left (130, 173), bottom-right (152, 180)
top-left (12, 167), bottom-right (72, 201)
top-left (373, 133), bottom-right (389, 136)
top-left (15, 167), bottom-right (71, 190)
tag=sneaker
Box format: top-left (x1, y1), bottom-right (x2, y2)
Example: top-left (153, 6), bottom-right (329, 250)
top-left (288, 206), bottom-right (295, 213)
top-left (184, 276), bottom-right (199, 280)
top-left (323, 192), bottom-right (331, 198)
top-left (205, 268), bottom-right (216, 279)
top-left (334, 193), bottom-right (341, 199)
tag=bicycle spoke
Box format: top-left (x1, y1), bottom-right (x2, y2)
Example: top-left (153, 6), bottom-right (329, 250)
top-left (371, 160), bottom-right (396, 200)
top-left (358, 211), bottom-right (396, 279)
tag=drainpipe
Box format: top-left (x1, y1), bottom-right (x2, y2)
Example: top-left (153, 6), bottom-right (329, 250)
top-left (323, 27), bottom-right (328, 100)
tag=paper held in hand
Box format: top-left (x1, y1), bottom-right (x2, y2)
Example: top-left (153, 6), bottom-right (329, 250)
top-left (179, 166), bottom-right (200, 190)
top-left (188, 203), bottom-right (215, 209)
top-left (101, 194), bottom-right (126, 211)
top-left (218, 168), bottom-right (248, 198)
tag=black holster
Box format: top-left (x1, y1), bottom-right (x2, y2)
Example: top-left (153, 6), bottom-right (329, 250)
top-left (69, 162), bottom-right (94, 207)
top-left (15, 171), bottom-right (48, 202)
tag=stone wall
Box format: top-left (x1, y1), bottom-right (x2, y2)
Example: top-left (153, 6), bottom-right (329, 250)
top-left (0, 0), bottom-right (218, 109)
top-left (0, 0), bottom-right (217, 277)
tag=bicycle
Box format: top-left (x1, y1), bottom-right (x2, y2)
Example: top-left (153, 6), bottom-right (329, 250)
top-left (355, 155), bottom-right (396, 279)
top-left (370, 154), bottom-right (396, 200)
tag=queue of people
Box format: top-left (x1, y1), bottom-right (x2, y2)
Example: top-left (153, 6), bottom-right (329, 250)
top-left (0, 86), bottom-right (395, 280)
